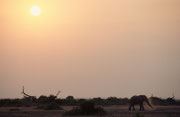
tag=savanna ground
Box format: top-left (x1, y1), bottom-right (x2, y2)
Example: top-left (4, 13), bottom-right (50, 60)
top-left (0, 105), bottom-right (180, 117)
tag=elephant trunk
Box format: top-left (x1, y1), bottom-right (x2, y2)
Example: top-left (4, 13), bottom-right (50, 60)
top-left (146, 99), bottom-right (153, 108)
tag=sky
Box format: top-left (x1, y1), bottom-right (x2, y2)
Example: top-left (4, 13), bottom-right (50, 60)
top-left (0, 0), bottom-right (180, 99)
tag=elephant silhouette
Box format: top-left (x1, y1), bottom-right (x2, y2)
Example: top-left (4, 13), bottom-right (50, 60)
top-left (129, 95), bottom-right (153, 111)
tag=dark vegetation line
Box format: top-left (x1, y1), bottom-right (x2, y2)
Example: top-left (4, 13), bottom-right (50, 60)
top-left (0, 87), bottom-right (179, 113)
top-left (0, 96), bottom-right (180, 107)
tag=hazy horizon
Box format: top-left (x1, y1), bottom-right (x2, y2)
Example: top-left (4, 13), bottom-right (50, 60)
top-left (0, 0), bottom-right (180, 99)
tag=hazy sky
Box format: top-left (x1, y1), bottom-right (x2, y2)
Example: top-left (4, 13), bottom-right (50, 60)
top-left (0, 0), bottom-right (180, 99)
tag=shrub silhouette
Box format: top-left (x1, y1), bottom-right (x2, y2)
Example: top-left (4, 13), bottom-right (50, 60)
top-left (0, 99), bottom-right (35, 107)
top-left (80, 101), bottom-right (95, 114)
top-left (105, 97), bottom-right (129, 105)
top-left (166, 98), bottom-right (176, 105)
top-left (150, 97), bottom-right (165, 105)
top-left (0, 99), bottom-right (21, 107)
top-left (45, 102), bottom-right (63, 110)
top-left (66, 96), bottom-right (74, 100)
top-left (92, 97), bottom-right (104, 105)
top-left (38, 95), bottom-right (57, 104)
top-left (36, 102), bottom-right (63, 110)
top-left (0, 96), bottom-right (179, 107)
top-left (64, 101), bottom-right (106, 115)
top-left (38, 95), bottom-right (49, 103)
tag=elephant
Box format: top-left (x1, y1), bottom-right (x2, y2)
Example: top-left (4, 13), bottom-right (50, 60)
top-left (129, 95), bottom-right (153, 111)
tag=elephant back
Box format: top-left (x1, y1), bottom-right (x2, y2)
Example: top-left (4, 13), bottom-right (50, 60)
top-left (130, 95), bottom-right (147, 105)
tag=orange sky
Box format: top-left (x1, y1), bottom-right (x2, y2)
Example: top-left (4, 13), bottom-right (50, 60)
top-left (0, 0), bottom-right (180, 99)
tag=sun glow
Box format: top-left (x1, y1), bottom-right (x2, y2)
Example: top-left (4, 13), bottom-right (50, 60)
top-left (30, 6), bottom-right (40, 16)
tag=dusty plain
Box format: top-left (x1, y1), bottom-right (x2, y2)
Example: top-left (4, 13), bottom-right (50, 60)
top-left (0, 105), bottom-right (180, 117)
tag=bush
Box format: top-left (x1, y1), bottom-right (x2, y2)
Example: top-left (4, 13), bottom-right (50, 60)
top-left (66, 96), bottom-right (74, 100)
top-left (150, 97), bottom-right (179, 105)
top-left (91, 97), bottom-right (104, 105)
top-left (64, 101), bottom-right (106, 116)
top-left (38, 95), bottom-right (48, 103)
top-left (38, 95), bottom-right (57, 104)
top-left (150, 97), bottom-right (165, 105)
top-left (94, 107), bottom-right (107, 115)
top-left (45, 102), bottom-right (63, 110)
top-left (80, 101), bottom-right (95, 114)
top-left (166, 98), bottom-right (176, 105)
top-left (36, 102), bottom-right (63, 110)
top-left (0, 99), bottom-right (29, 107)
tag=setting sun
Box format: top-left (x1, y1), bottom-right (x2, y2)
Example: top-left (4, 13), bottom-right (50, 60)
top-left (30, 6), bottom-right (40, 16)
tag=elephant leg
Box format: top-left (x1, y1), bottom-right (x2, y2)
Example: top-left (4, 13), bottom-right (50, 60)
top-left (129, 104), bottom-right (132, 111)
top-left (133, 105), bottom-right (135, 111)
top-left (139, 104), bottom-right (142, 111)
top-left (140, 103), bottom-right (145, 111)
top-left (142, 105), bottom-right (145, 111)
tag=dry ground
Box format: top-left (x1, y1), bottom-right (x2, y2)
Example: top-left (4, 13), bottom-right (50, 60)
top-left (0, 105), bottom-right (180, 117)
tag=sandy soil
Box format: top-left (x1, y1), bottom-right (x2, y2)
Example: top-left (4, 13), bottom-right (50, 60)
top-left (0, 105), bottom-right (180, 117)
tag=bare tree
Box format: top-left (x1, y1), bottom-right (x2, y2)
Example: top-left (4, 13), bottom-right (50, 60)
top-left (21, 86), bottom-right (37, 102)
top-left (48, 90), bottom-right (61, 101)
top-left (37, 90), bottom-right (61, 103)
top-left (55, 90), bottom-right (61, 98)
